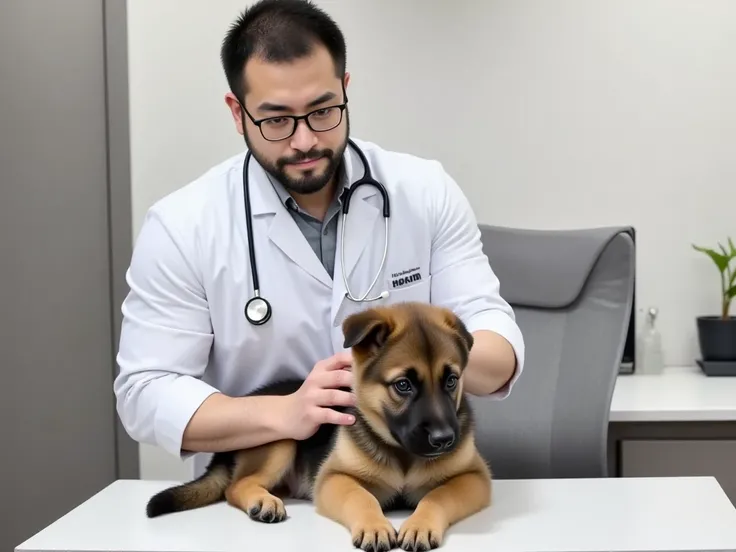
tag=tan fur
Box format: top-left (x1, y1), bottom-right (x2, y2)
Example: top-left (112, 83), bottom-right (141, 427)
top-left (224, 440), bottom-right (296, 523)
top-left (314, 421), bottom-right (491, 550)
top-left (146, 302), bottom-right (492, 551)
top-left (315, 302), bottom-right (492, 550)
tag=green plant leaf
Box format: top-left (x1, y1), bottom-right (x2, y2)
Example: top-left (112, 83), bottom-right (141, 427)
top-left (693, 244), bottom-right (730, 273)
top-left (729, 237), bottom-right (736, 257)
top-left (727, 285), bottom-right (736, 299)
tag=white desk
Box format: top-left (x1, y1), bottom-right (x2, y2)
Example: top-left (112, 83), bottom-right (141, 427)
top-left (611, 365), bottom-right (736, 422)
top-left (607, 366), bottom-right (736, 499)
top-left (15, 477), bottom-right (736, 552)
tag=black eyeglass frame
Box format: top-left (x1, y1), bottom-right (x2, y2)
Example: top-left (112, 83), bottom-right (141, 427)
top-left (240, 98), bottom-right (349, 142)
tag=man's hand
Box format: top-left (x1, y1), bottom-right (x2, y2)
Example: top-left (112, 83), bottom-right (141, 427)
top-left (280, 352), bottom-right (357, 441)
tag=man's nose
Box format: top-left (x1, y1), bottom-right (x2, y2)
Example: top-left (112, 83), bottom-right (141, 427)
top-left (290, 119), bottom-right (318, 151)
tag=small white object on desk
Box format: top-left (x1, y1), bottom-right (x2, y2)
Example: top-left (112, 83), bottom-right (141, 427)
top-left (15, 476), bottom-right (736, 552)
top-left (635, 306), bottom-right (664, 375)
top-left (611, 365), bottom-right (736, 422)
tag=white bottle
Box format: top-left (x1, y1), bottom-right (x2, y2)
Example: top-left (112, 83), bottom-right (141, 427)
top-left (636, 307), bottom-right (664, 374)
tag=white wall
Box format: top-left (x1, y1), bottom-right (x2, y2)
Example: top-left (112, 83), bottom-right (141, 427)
top-left (126, 0), bottom-right (736, 479)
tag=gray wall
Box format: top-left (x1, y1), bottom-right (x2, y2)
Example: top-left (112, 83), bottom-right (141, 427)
top-left (0, 1), bottom-right (137, 549)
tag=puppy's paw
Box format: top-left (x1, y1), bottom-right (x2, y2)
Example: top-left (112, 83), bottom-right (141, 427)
top-left (351, 516), bottom-right (397, 552)
top-left (246, 494), bottom-right (287, 523)
top-left (397, 513), bottom-right (446, 551)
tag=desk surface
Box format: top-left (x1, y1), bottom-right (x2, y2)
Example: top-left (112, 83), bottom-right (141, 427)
top-left (610, 365), bottom-right (736, 422)
top-left (16, 476), bottom-right (736, 552)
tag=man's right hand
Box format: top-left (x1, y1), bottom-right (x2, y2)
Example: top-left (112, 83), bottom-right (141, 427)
top-left (280, 352), bottom-right (357, 441)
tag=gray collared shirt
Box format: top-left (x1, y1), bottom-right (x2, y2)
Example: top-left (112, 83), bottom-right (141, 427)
top-left (265, 172), bottom-right (345, 278)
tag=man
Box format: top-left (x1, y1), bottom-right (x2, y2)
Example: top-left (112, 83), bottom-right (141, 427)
top-left (114, 0), bottom-right (525, 476)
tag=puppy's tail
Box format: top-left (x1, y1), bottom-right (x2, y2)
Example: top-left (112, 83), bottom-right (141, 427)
top-left (146, 462), bottom-right (231, 518)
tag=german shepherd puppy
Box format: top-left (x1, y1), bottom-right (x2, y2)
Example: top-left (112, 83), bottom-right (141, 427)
top-left (146, 302), bottom-right (492, 551)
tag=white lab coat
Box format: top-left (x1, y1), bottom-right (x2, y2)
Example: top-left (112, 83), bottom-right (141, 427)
top-left (114, 137), bottom-right (525, 478)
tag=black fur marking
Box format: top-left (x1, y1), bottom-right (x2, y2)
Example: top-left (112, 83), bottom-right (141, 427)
top-left (146, 488), bottom-right (178, 518)
top-left (343, 313), bottom-right (390, 350)
top-left (346, 408), bottom-right (403, 466)
top-left (248, 500), bottom-right (286, 523)
top-left (146, 452), bottom-right (236, 517)
top-left (353, 530), bottom-right (397, 552)
top-left (398, 532), bottom-right (440, 551)
top-left (245, 378), bottom-right (351, 498)
top-left (145, 370), bottom-right (478, 519)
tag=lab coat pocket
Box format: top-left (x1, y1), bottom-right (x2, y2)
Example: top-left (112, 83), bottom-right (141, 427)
top-left (333, 275), bottom-right (432, 330)
top-left (384, 274), bottom-right (432, 305)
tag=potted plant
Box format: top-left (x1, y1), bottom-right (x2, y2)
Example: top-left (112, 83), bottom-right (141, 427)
top-left (692, 238), bottom-right (736, 362)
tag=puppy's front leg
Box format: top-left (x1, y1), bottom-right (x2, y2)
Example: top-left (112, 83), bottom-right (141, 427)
top-left (315, 471), bottom-right (396, 552)
top-left (225, 440), bottom-right (296, 523)
top-left (398, 469), bottom-right (491, 551)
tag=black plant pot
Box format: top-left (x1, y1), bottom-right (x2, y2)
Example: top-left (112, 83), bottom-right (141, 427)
top-left (697, 316), bottom-right (736, 361)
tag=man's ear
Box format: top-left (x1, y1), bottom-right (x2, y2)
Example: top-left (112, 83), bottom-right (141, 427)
top-left (342, 309), bottom-right (392, 351)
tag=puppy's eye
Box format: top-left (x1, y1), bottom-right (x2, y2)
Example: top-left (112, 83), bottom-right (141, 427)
top-left (445, 374), bottom-right (458, 391)
top-left (393, 378), bottom-right (412, 395)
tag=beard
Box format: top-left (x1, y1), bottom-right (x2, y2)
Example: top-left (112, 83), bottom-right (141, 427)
top-left (244, 119), bottom-right (349, 196)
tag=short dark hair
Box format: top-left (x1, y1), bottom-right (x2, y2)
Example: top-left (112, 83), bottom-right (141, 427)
top-left (220, 0), bottom-right (347, 104)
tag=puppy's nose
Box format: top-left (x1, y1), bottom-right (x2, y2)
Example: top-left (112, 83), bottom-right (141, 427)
top-left (427, 427), bottom-right (455, 450)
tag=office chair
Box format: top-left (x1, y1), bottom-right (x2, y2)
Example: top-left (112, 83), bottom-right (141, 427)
top-left (469, 224), bottom-right (635, 479)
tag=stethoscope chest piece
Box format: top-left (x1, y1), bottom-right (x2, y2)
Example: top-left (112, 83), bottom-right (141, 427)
top-left (244, 295), bottom-right (272, 325)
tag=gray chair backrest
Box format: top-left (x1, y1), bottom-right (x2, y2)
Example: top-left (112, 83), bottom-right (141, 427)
top-left (469, 224), bottom-right (635, 479)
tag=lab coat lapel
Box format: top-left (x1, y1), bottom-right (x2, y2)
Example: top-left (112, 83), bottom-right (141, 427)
top-left (268, 208), bottom-right (332, 288)
top-left (247, 157), bottom-right (332, 289)
top-left (339, 184), bottom-right (381, 280)
top-left (331, 145), bottom-right (382, 326)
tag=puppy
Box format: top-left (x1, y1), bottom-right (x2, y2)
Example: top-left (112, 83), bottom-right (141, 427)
top-left (146, 302), bottom-right (492, 551)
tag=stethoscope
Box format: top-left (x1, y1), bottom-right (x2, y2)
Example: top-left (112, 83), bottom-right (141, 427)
top-left (243, 138), bottom-right (391, 326)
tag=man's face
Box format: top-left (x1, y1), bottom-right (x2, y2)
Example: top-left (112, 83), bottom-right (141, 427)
top-left (229, 43), bottom-right (350, 196)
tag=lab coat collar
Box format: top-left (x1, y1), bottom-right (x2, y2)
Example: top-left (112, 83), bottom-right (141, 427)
top-left (243, 142), bottom-right (381, 292)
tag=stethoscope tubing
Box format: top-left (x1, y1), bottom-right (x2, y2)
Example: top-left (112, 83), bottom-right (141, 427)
top-left (242, 138), bottom-right (390, 325)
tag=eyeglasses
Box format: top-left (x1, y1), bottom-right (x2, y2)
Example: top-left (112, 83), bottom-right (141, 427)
top-left (241, 102), bottom-right (348, 142)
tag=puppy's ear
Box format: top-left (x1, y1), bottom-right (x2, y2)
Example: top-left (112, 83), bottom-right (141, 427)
top-left (444, 311), bottom-right (474, 356)
top-left (342, 308), bottom-right (392, 351)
